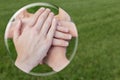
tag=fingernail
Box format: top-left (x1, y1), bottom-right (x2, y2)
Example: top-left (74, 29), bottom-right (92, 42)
top-left (40, 7), bottom-right (45, 10)
top-left (46, 8), bottom-right (51, 12)
top-left (65, 42), bottom-right (69, 46)
top-left (50, 12), bottom-right (54, 16)
top-left (68, 35), bottom-right (72, 39)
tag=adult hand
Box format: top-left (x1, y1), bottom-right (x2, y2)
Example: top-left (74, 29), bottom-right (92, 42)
top-left (7, 7), bottom-right (75, 72)
top-left (13, 9), bottom-right (57, 73)
top-left (8, 8), bottom-right (70, 47)
top-left (44, 8), bottom-right (78, 72)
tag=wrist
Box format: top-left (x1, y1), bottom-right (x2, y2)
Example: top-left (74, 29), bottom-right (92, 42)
top-left (15, 58), bottom-right (35, 73)
top-left (49, 58), bottom-right (70, 72)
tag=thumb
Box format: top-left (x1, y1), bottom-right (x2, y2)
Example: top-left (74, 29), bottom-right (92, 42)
top-left (13, 19), bottom-right (22, 41)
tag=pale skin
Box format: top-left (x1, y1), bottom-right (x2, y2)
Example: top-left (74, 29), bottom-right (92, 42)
top-left (44, 8), bottom-right (78, 72)
top-left (8, 8), bottom-right (71, 47)
top-left (13, 10), bottom-right (57, 73)
top-left (6, 8), bottom-right (78, 72)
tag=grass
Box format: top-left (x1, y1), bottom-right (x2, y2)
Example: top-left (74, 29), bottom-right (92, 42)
top-left (0, 0), bottom-right (120, 80)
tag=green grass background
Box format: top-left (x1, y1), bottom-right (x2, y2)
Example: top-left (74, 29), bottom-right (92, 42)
top-left (0, 0), bottom-right (120, 80)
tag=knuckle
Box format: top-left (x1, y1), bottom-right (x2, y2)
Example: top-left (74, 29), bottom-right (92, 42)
top-left (57, 26), bottom-right (63, 31)
top-left (41, 15), bottom-right (46, 19)
top-left (44, 21), bottom-right (50, 26)
top-left (60, 41), bottom-right (64, 46)
top-left (32, 28), bottom-right (39, 35)
top-left (63, 34), bottom-right (67, 38)
top-left (33, 26), bottom-right (39, 31)
top-left (23, 26), bottom-right (29, 31)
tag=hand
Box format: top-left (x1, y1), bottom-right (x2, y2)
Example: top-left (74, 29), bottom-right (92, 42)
top-left (44, 8), bottom-right (78, 72)
top-left (13, 9), bottom-right (57, 73)
top-left (7, 7), bottom-right (77, 72)
top-left (7, 8), bottom-right (70, 47)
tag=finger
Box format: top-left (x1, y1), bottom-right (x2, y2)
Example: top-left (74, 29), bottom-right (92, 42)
top-left (23, 10), bottom-right (33, 18)
top-left (15, 9), bottom-right (26, 19)
top-left (30, 7), bottom-right (45, 26)
top-left (55, 8), bottom-right (71, 21)
top-left (54, 31), bottom-right (72, 40)
top-left (34, 9), bottom-right (51, 31)
top-left (59, 21), bottom-right (78, 37)
top-left (13, 19), bottom-right (22, 41)
top-left (52, 38), bottom-right (69, 47)
top-left (47, 18), bottom-right (57, 39)
top-left (56, 26), bottom-right (69, 33)
top-left (40, 12), bottom-right (54, 36)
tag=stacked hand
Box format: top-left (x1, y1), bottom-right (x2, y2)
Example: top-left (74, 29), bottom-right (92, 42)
top-left (7, 7), bottom-right (78, 73)
top-left (44, 8), bottom-right (78, 72)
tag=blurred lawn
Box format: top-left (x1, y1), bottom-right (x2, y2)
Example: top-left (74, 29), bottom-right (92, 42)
top-left (0, 0), bottom-right (120, 80)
